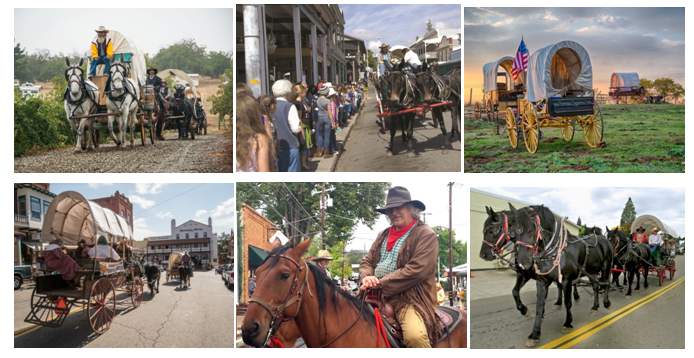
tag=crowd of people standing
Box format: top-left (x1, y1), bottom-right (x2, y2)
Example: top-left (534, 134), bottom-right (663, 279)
top-left (236, 78), bottom-right (368, 172)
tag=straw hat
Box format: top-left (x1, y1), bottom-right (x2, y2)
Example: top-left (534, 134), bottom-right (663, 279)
top-left (379, 43), bottom-right (389, 49)
top-left (95, 26), bottom-right (109, 33)
top-left (309, 250), bottom-right (334, 262)
top-left (652, 228), bottom-right (660, 233)
top-left (328, 88), bottom-right (337, 97)
top-left (375, 186), bottom-right (426, 214)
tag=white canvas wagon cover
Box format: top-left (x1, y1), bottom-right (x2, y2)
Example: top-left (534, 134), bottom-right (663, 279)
top-left (92, 30), bottom-right (147, 85)
top-left (630, 215), bottom-right (679, 237)
top-left (527, 40), bottom-right (593, 102)
top-left (482, 56), bottom-right (523, 93)
top-left (41, 191), bottom-right (134, 246)
top-left (610, 72), bottom-right (640, 88)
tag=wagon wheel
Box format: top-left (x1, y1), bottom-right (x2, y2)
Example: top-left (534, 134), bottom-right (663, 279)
top-left (88, 278), bottom-right (116, 334)
top-left (29, 288), bottom-right (70, 324)
top-left (521, 103), bottom-right (540, 153)
top-left (669, 261), bottom-right (676, 280)
top-left (140, 115), bottom-right (147, 146)
top-left (582, 102), bottom-right (604, 148)
top-left (474, 102), bottom-right (481, 120)
top-left (505, 108), bottom-right (518, 148)
top-left (486, 98), bottom-right (494, 123)
top-left (659, 267), bottom-right (665, 286)
top-left (131, 277), bottom-right (144, 308)
top-left (561, 118), bottom-right (575, 142)
top-left (92, 129), bottom-right (101, 149)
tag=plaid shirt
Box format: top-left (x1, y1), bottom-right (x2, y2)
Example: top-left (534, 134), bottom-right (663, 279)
top-left (373, 225), bottom-right (417, 278)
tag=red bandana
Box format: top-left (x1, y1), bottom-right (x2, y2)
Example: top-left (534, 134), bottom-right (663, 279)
top-left (386, 219), bottom-right (418, 251)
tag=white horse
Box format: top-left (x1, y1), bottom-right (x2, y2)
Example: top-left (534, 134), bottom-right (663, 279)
top-left (64, 57), bottom-right (99, 152)
top-left (106, 55), bottom-right (140, 148)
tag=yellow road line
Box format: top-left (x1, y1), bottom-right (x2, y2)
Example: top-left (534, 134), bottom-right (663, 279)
top-left (538, 276), bottom-right (685, 349)
top-left (14, 305), bottom-right (87, 338)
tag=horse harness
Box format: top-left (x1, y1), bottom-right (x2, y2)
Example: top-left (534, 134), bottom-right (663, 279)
top-left (482, 213), bottom-right (517, 267)
top-left (388, 71), bottom-right (417, 108)
top-left (106, 62), bottom-right (140, 113)
top-left (64, 67), bottom-right (98, 117)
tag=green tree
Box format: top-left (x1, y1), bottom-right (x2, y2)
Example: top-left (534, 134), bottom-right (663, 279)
top-left (653, 77), bottom-right (675, 97)
top-left (15, 42), bottom-right (32, 83)
top-left (237, 182), bottom-right (390, 246)
top-left (152, 39), bottom-right (211, 76)
top-left (209, 64), bottom-right (233, 130)
top-left (366, 49), bottom-right (377, 72)
top-left (671, 83), bottom-right (685, 104)
top-left (576, 217), bottom-right (582, 227)
top-left (640, 78), bottom-right (654, 95)
top-left (217, 232), bottom-right (231, 264)
top-left (620, 197), bottom-right (637, 234)
top-left (207, 51), bottom-right (232, 78)
top-left (434, 226), bottom-right (466, 275)
top-left (425, 19), bottom-right (435, 33)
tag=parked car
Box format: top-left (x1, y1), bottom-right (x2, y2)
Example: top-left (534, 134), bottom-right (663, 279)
top-left (14, 265), bottom-right (33, 290)
top-left (676, 241), bottom-right (685, 255)
top-left (223, 265), bottom-right (234, 289)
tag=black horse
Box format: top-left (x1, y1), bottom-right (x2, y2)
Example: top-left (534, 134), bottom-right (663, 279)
top-left (605, 228), bottom-right (651, 298)
top-left (145, 263), bottom-right (161, 298)
top-left (170, 86), bottom-right (195, 139)
top-left (480, 206), bottom-right (579, 318)
top-left (383, 60), bottom-right (417, 157)
top-left (509, 203), bottom-right (614, 348)
top-left (178, 264), bottom-right (192, 289)
top-left (411, 63), bottom-right (461, 154)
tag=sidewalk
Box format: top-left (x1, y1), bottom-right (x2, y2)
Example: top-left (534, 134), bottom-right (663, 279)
top-left (470, 268), bottom-right (535, 301)
top-left (310, 97), bottom-right (368, 172)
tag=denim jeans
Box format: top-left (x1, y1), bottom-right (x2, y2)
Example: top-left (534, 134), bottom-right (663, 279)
top-left (329, 129), bottom-right (337, 153)
top-left (315, 115), bottom-right (331, 149)
top-left (89, 57), bottom-right (110, 76)
top-left (379, 63), bottom-right (388, 77)
top-left (277, 147), bottom-right (300, 172)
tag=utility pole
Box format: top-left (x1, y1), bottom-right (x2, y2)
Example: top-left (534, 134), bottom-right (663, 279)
top-left (435, 227), bottom-right (440, 282)
top-left (341, 241), bottom-right (346, 285)
top-left (321, 182), bottom-right (326, 249)
top-left (448, 182), bottom-right (454, 306)
top-left (421, 212), bottom-right (433, 224)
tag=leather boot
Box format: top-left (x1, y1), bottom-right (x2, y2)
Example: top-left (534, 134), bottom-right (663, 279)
top-left (313, 147), bottom-right (323, 158)
top-left (301, 156), bottom-right (310, 170)
top-left (323, 150), bottom-right (334, 159)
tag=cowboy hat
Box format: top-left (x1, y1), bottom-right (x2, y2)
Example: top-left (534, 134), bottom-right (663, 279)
top-left (637, 227), bottom-right (645, 232)
top-left (652, 227), bottom-right (660, 233)
top-left (375, 186), bottom-right (426, 214)
top-left (95, 26), bottom-right (109, 33)
top-left (379, 43), bottom-right (389, 49)
top-left (147, 67), bottom-right (158, 75)
top-left (309, 250), bottom-right (334, 262)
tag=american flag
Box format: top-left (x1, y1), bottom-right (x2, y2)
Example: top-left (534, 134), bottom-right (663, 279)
top-left (511, 38), bottom-right (529, 80)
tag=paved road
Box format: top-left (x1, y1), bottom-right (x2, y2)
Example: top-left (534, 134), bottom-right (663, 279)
top-left (335, 90), bottom-right (461, 172)
top-left (470, 256), bottom-right (685, 349)
top-left (15, 270), bottom-right (233, 348)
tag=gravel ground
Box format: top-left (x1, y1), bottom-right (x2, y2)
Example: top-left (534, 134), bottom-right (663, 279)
top-left (14, 130), bottom-right (233, 173)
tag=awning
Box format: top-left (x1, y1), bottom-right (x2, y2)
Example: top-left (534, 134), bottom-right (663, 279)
top-left (248, 245), bottom-right (269, 267)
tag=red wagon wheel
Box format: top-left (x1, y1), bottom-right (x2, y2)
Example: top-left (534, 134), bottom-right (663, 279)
top-left (131, 277), bottom-right (144, 308)
top-left (658, 268), bottom-right (665, 286)
top-left (88, 278), bottom-right (116, 334)
top-left (669, 261), bottom-right (676, 280)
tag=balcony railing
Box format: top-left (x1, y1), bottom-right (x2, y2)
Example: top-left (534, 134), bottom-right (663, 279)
top-left (15, 214), bottom-right (28, 224)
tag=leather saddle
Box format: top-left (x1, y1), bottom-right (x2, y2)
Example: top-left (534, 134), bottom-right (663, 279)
top-left (365, 294), bottom-right (464, 348)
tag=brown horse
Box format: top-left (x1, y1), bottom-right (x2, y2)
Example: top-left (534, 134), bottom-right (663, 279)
top-left (242, 240), bottom-right (467, 348)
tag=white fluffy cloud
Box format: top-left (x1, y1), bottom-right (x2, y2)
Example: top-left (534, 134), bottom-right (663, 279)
top-left (130, 195), bottom-right (155, 209)
top-left (211, 198), bottom-right (235, 218)
top-left (195, 209), bottom-right (208, 218)
top-left (135, 183), bottom-right (168, 195)
top-left (156, 211), bottom-right (172, 219)
top-left (133, 218), bottom-right (158, 241)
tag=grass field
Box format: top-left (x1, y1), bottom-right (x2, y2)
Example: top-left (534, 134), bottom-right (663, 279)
top-left (464, 104), bottom-right (685, 173)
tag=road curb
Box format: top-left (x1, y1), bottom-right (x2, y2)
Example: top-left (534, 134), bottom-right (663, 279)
top-left (314, 99), bottom-right (367, 172)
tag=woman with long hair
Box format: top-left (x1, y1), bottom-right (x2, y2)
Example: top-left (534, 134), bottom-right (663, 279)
top-left (236, 95), bottom-right (273, 172)
top-left (258, 94), bottom-right (279, 172)
top-left (293, 83), bottom-right (311, 170)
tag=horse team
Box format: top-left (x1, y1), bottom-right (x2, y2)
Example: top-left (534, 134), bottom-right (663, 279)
top-left (481, 203), bottom-right (656, 347)
top-left (375, 61), bottom-right (461, 157)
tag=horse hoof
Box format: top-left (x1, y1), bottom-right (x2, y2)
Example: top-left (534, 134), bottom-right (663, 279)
top-left (524, 310), bottom-right (531, 318)
top-left (605, 303), bottom-right (612, 309)
top-left (442, 148), bottom-right (449, 155)
top-left (525, 339), bottom-right (539, 348)
top-left (625, 295), bottom-right (631, 299)
top-left (590, 310), bottom-right (598, 316)
top-left (634, 289), bottom-right (639, 293)
top-left (574, 298), bottom-right (580, 303)
top-left (552, 304), bottom-right (561, 310)
top-left (74, 149), bottom-right (81, 154)
top-left (386, 151), bottom-right (393, 157)
top-left (87, 147), bottom-right (94, 151)
top-left (644, 286), bottom-right (649, 290)
top-left (561, 327), bottom-right (573, 334)
top-left (406, 152), bottom-right (415, 158)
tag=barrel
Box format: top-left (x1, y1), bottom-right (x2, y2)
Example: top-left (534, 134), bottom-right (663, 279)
top-left (143, 85), bottom-right (155, 111)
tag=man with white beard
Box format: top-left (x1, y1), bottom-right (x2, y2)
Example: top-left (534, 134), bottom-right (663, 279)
top-left (88, 26), bottom-right (114, 79)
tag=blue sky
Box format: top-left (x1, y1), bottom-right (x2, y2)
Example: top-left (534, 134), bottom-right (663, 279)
top-left (340, 4), bottom-right (461, 55)
top-left (464, 7), bottom-right (685, 102)
top-left (50, 184), bottom-right (235, 241)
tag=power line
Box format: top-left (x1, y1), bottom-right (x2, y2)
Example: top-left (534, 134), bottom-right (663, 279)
top-left (134, 184), bottom-right (207, 215)
top-left (248, 183), bottom-right (308, 237)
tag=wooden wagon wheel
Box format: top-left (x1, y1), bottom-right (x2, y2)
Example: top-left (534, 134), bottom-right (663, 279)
top-left (582, 102), bottom-right (604, 148)
top-left (131, 277), bottom-right (144, 308)
top-left (669, 260), bottom-right (676, 280)
top-left (486, 98), bottom-right (494, 122)
top-left (561, 118), bottom-right (575, 142)
top-left (658, 267), bottom-right (665, 286)
top-left (92, 129), bottom-right (101, 149)
top-left (29, 288), bottom-right (70, 324)
top-left (505, 108), bottom-right (518, 148)
top-left (522, 102), bottom-right (540, 153)
top-left (88, 278), bottom-right (116, 334)
top-left (474, 101), bottom-right (482, 120)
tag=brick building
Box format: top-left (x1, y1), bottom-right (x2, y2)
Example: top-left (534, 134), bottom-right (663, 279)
top-left (240, 204), bottom-right (288, 303)
top-left (91, 191), bottom-right (133, 230)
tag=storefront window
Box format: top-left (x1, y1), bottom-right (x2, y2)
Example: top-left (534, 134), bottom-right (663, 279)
top-left (30, 196), bottom-right (41, 221)
top-left (43, 200), bottom-right (50, 215)
top-left (18, 196), bottom-right (26, 216)
top-left (195, 232), bottom-right (198, 238)
top-left (176, 234), bottom-right (180, 239)
top-left (185, 233), bottom-right (189, 239)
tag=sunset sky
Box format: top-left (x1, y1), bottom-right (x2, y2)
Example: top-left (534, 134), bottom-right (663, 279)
top-left (464, 7), bottom-right (685, 103)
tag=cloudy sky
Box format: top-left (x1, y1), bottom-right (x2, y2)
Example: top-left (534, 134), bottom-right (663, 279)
top-left (14, 8), bottom-right (233, 57)
top-left (50, 183), bottom-right (235, 241)
top-left (347, 182), bottom-right (465, 251)
top-left (464, 7), bottom-right (685, 102)
top-left (340, 4), bottom-right (461, 56)
top-left (475, 187), bottom-right (685, 237)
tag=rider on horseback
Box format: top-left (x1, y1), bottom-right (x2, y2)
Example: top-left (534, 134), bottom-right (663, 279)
top-left (360, 186), bottom-right (440, 348)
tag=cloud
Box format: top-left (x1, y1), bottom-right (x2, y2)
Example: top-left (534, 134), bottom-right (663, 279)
top-left (195, 209), bottom-right (208, 218)
top-left (88, 183), bottom-right (113, 188)
top-left (662, 39), bottom-right (684, 46)
top-left (155, 211), bottom-right (172, 219)
top-left (135, 183), bottom-right (168, 195)
top-left (211, 198), bottom-right (235, 218)
top-left (130, 195), bottom-right (155, 209)
top-left (349, 28), bottom-right (380, 41)
top-left (133, 218), bottom-right (158, 241)
top-left (434, 21), bottom-right (448, 30)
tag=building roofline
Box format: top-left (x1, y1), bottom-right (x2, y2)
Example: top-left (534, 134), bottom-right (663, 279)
top-left (471, 188), bottom-right (579, 227)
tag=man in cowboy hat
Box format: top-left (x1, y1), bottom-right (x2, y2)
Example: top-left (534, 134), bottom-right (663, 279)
top-left (633, 227), bottom-right (647, 243)
top-left (359, 186), bottom-right (439, 348)
top-left (377, 43), bottom-right (394, 77)
top-left (648, 228), bottom-right (663, 262)
top-left (309, 249), bottom-right (334, 278)
top-left (89, 26), bottom-right (114, 79)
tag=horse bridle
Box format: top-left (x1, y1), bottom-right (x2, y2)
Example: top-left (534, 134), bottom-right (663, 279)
top-left (388, 71), bottom-right (415, 107)
top-left (483, 213), bottom-right (512, 256)
top-left (248, 254), bottom-right (311, 347)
